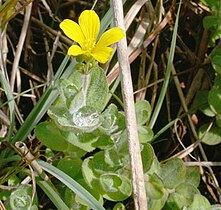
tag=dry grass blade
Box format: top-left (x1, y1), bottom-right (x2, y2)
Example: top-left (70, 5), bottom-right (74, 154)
top-left (0, 0), bottom-right (33, 28)
top-left (10, 2), bottom-right (32, 91)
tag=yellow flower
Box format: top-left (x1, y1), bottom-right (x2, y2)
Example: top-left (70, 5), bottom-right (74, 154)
top-left (60, 10), bottom-right (124, 64)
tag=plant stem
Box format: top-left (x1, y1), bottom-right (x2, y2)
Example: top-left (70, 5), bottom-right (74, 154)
top-left (111, 1), bottom-right (147, 209)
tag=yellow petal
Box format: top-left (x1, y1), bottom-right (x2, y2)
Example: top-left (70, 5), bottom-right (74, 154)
top-left (91, 47), bottom-right (113, 63)
top-left (79, 10), bottom-right (100, 40)
top-left (96, 27), bottom-right (124, 48)
top-left (60, 19), bottom-right (84, 46)
top-left (68, 45), bottom-right (84, 56)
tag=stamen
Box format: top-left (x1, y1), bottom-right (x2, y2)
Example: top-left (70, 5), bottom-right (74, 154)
top-left (83, 38), bottom-right (96, 52)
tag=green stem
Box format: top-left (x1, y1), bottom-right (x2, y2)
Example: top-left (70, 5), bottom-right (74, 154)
top-left (149, 0), bottom-right (182, 129)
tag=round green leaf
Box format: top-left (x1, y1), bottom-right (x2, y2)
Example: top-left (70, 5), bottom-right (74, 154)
top-left (211, 204), bottom-right (221, 209)
top-left (49, 105), bottom-right (102, 133)
top-left (216, 114), bottom-right (221, 127)
top-left (188, 194), bottom-right (211, 210)
top-left (209, 87), bottom-right (221, 114)
top-left (184, 167), bottom-right (200, 188)
top-left (99, 173), bottom-right (132, 201)
top-left (138, 125), bottom-right (154, 143)
top-left (199, 123), bottom-right (221, 145)
top-left (57, 157), bottom-right (82, 179)
top-left (148, 188), bottom-right (169, 210)
top-left (203, 15), bottom-right (219, 29)
top-left (211, 48), bottom-right (221, 74)
top-left (69, 66), bottom-right (108, 112)
top-left (141, 143), bottom-right (154, 173)
top-left (93, 150), bottom-right (122, 173)
top-left (35, 121), bottom-right (68, 151)
top-left (194, 90), bottom-right (215, 117)
top-left (113, 203), bottom-right (126, 210)
top-left (82, 158), bottom-right (101, 189)
top-left (165, 183), bottom-right (199, 209)
top-left (75, 179), bottom-right (103, 207)
top-left (10, 185), bottom-right (38, 210)
top-left (92, 135), bottom-right (114, 149)
top-left (135, 100), bottom-right (151, 125)
top-left (99, 104), bottom-right (125, 135)
top-left (159, 158), bottom-right (186, 189)
top-left (66, 132), bottom-right (98, 152)
top-left (72, 106), bottom-right (102, 132)
top-left (145, 173), bottom-right (165, 199)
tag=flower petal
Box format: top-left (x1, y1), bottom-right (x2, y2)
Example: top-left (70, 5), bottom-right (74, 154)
top-left (96, 27), bottom-right (124, 48)
top-left (91, 47), bottom-right (113, 63)
top-left (79, 10), bottom-right (100, 40)
top-left (60, 19), bottom-right (85, 46)
top-left (68, 45), bottom-right (84, 56)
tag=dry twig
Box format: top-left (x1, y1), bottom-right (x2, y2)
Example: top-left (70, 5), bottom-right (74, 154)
top-left (112, 1), bottom-right (147, 209)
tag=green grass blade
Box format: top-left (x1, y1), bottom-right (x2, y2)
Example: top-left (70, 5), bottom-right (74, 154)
top-left (37, 179), bottom-right (69, 210)
top-left (38, 160), bottom-right (105, 210)
top-left (11, 87), bottom-right (55, 144)
top-left (149, 0), bottom-right (182, 129)
top-left (12, 56), bottom-right (74, 144)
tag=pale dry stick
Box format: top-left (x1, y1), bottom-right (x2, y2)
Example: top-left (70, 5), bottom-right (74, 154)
top-left (0, 28), bottom-right (8, 76)
top-left (0, 109), bottom-right (11, 128)
top-left (0, 109), bottom-right (17, 135)
top-left (29, 80), bottom-right (37, 105)
top-left (162, 137), bottom-right (201, 163)
top-left (0, 87), bottom-right (36, 98)
top-left (50, 31), bottom-right (61, 61)
top-left (21, 176), bottom-right (32, 184)
top-left (91, 0), bottom-right (98, 10)
top-left (134, 77), bottom-right (163, 94)
top-left (199, 165), bottom-right (218, 203)
top-left (124, 0), bottom-right (148, 30)
top-left (41, 0), bottom-right (55, 20)
top-left (0, 200), bottom-right (6, 210)
top-left (112, 1), bottom-right (148, 210)
top-left (163, 122), bottom-right (213, 162)
top-left (15, 142), bottom-right (49, 181)
top-left (10, 3), bottom-right (32, 91)
top-left (0, 185), bottom-right (17, 190)
top-left (106, 0), bottom-right (148, 74)
top-left (185, 161), bottom-right (221, 167)
top-left (174, 118), bottom-right (197, 161)
top-left (15, 64), bottom-right (22, 104)
top-left (20, 163), bottom-right (36, 204)
top-left (127, 18), bottom-right (150, 55)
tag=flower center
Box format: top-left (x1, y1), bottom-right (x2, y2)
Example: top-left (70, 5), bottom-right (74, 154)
top-left (82, 38), bottom-right (96, 53)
